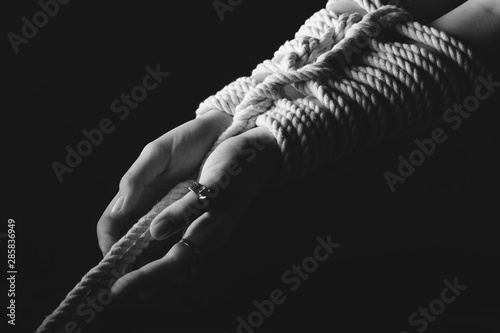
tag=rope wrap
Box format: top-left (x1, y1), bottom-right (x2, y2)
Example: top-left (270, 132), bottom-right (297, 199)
top-left (196, 1), bottom-right (484, 184)
top-left (36, 1), bottom-right (486, 332)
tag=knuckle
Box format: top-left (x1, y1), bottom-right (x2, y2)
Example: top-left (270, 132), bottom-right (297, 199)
top-left (140, 139), bottom-right (170, 165)
top-left (141, 140), bottom-right (162, 158)
top-left (142, 140), bottom-right (157, 153)
top-left (96, 219), bottom-right (104, 233)
top-left (118, 172), bottom-right (136, 191)
top-left (234, 135), bottom-right (255, 151)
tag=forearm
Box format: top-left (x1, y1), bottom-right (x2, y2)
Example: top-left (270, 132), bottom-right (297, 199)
top-left (195, 0), bottom-right (487, 185)
top-left (258, 2), bottom-right (485, 184)
top-left (431, 0), bottom-right (500, 48)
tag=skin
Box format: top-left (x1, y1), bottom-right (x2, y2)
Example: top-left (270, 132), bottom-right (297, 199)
top-left (97, 0), bottom-right (500, 299)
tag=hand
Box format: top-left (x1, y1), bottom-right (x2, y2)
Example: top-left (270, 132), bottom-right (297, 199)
top-left (110, 125), bottom-right (279, 298)
top-left (97, 110), bottom-right (280, 299)
top-left (96, 109), bottom-right (232, 256)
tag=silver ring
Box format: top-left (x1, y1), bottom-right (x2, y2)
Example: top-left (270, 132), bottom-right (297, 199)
top-left (188, 181), bottom-right (213, 200)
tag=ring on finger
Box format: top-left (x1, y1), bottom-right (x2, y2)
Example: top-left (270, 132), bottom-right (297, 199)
top-left (178, 238), bottom-right (203, 281)
top-left (188, 181), bottom-right (215, 210)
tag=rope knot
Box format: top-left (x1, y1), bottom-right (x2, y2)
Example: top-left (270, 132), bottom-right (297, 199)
top-left (287, 37), bottom-right (321, 69)
top-left (218, 4), bottom-right (413, 141)
top-left (315, 5), bottom-right (411, 68)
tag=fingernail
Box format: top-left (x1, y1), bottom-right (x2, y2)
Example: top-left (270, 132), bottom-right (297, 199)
top-left (111, 196), bottom-right (124, 217)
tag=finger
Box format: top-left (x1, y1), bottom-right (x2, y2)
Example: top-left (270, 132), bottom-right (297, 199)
top-left (181, 204), bottom-right (243, 258)
top-left (115, 128), bottom-right (279, 297)
top-left (112, 110), bottom-right (233, 220)
top-left (97, 192), bottom-right (132, 256)
top-left (326, 0), bottom-right (366, 15)
top-left (115, 208), bottom-right (244, 299)
top-left (151, 127), bottom-right (279, 246)
top-left (149, 190), bottom-right (208, 241)
top-left (183, 127), bottom-right (280, 254)
top-left (148, 140), bottom-right (246, 241)
top-left (98, 112), bottom-right (233, 256)
top-left (117, 204), bottom-right (248, 298)
top-left (148, 132), bottom-right (251, 241)
top-left (111, 240), bottom-right (197, 299)
top-left (110, 140), bottom-right (171, 220)
top-left (97, 141), bottom-right (173, 256)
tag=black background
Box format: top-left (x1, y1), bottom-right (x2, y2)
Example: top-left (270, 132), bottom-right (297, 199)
top-left (3, 0), bottom-right (500, 332)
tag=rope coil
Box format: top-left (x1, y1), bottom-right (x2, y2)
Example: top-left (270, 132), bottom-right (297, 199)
top-left (36, 1), bottom-right (486, 332)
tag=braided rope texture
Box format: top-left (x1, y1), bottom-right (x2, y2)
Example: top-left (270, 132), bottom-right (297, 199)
top-left (36, 1), bottom-right (485, 332)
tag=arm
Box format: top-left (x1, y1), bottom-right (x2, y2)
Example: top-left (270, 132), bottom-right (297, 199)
top-left (98, 0), bottom-right (499, 299)
top-left (430, 0), bottom-right (500, 48)
top-left (249, 0), bottom-right (499, 184)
